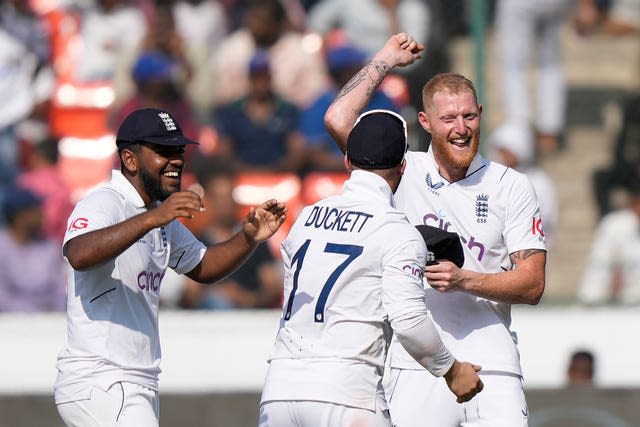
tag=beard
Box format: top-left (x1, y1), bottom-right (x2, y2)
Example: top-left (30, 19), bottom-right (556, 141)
top-left (139, 166), bottom-right (175, 202)
top-left (433, 138), bottom-right (479, 171)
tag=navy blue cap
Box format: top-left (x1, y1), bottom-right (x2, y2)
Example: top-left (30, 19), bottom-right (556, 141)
top-left (132, 51), bottom-right (175, 83)
top-left (2, 186), bottom-right (42, 221)
top-left (347, 109), bottom-right (408, 170)
top-left (415, 225), bottom-right (465, 268)
top-left (327, 45), bottom-right (367, 72)
top-left (248, 51), bottom-right (270, 74)
top-left (116, 108), bottom-right (198, 150)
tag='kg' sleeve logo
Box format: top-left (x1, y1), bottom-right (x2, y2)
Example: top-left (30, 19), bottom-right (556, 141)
top-left (67, 217), bottom-right (89, 233)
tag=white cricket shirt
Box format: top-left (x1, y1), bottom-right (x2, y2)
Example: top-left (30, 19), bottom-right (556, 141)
top-left (578, 208), bottom-right (640, 305)
top-left (261, 170), bottom-right (446, 411)
top-left (54, 170), bottom-right (206, 404)
top-left (389, 149), bottom-right (546, 375)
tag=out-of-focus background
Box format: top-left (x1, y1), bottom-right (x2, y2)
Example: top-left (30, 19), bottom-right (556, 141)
top-left (0, 0), bottom-right (638, 426)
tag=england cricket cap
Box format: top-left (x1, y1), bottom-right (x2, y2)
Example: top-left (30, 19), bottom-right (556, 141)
top-left (116, 108), bottom-right (198, 151)
top-left (347, 109), bottom-right (408, 170)
top-left (415, 224), bottom-right (465, 268)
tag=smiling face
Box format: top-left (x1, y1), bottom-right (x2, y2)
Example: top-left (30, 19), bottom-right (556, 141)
top-left (419, 90), bottom-right (482, 182)
top-left (122, 143), bottom-right (186, 206)
top-left (418, 74), bottom-right (482, 182)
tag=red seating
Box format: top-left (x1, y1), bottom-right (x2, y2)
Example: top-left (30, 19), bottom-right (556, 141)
top-left (233, 173), bottom-right (304, 257)
top-left (302, 171), bottom-right (349, 205)
top-left (44, 6), bottom-right (114, 139)
top-left (56, 135), bottom-right (117, 203)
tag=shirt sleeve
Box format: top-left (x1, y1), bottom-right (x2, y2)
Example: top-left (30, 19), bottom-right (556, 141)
top-left (167, 220), bottom-right (207, 275)
top-left (62, 188), bottom-right (123, 248)
top-left (504, 171), bottom-right (547, 253)
top-left (381, 224), bottom-right (454, 376)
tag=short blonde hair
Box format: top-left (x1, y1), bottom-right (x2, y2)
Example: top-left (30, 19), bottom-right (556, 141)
top-left (422, 73), bottom-right (478, 111)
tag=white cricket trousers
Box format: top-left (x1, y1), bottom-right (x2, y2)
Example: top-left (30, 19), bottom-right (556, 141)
top-left (386, 368), bottom-right (529, 427)
top-left (57, 382), bottom-right (159, 427)
top-left (495, 0), bottom-right (573, 135)
top-left (259, 399), bottom-right (392, 427)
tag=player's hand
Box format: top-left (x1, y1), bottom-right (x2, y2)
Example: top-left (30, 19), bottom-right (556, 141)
top-left (425, 260), bottom-right (465, 293)
top-left (373, 33), bottom-right (424, 69)
top-left (149, 190), bottom-right (205, 226)
top-left (443, 360), bottom-right (484, 403)
top-left (242, 199), bottom-right (287, 244)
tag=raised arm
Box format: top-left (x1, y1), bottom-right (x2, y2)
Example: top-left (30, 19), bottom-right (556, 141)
top-left (324, 33), bottom-right (424, 153)
top-left (186, 199), bottom-right (287, 283)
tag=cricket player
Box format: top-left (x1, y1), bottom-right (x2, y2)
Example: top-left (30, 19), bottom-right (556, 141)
top-left (325, 34), bottom-right (547, 426)
top-left (259, 110), bottom-right (484, 427)
top-left (54, 108), bottom-right (287, 426)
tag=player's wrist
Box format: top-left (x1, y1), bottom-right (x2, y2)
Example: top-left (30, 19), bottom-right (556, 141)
top-left (443, 359), bottom-right (460, 382)
top-left (138, 210), bottom-right (165, 231)
top-left (370, 53), bottom-right (395, 71)
top-left (240, 226), bottom-right (259, 247)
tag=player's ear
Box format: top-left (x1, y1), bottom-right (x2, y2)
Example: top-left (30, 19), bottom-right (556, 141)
top-left (344, 154), bottom-right (352, 172)
top-left (418, 111), bottom-right (431, 133)
top-left (120, 147), bottom-right (139, 173)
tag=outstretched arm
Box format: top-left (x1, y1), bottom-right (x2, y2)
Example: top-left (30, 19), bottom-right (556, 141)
top-left (186, 199), bottom-right (287, 283)
top-left (65, 190), bottom-right (204, 271)
top-left (324, 33), bottom-right (424, 153)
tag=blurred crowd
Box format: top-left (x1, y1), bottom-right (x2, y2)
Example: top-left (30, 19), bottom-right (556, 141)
top-left (0, 0), bottom-right (638, 313)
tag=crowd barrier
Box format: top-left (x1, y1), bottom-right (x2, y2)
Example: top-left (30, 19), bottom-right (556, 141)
top-left (1, 306), bottom-right (637, 425)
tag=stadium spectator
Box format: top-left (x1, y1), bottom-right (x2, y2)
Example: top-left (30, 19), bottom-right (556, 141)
top-left (73, 0), bottom-right (146, 101)
top-left (171, 0), bottom-right (228, 117)
top-left (488, 120), bottom-right (559, 246)
top-left (17, 136), bottom-right (73, 243)
top-left (0, 185), bottom-right (66, 312)
top-left (574, 0), bottom-right (640, 35)
top-left (179, 162), bottom-right (284, 309)
top-left (1, 0), bottom-right (50, 68)
top-left (110, 50), bottom-right (201, 167)
top-left (131, 2), bottom-right (195, 107)
top-left (591, 93), bottom-right (640, 218)
top-left (308, 0), bottom-right (431, 59)
top-left (210, 0), bottom-right (329, 108)
top-left (574, 0), bottom-right (639, 219)
top-left (300, 44), bottom-right (399, 172)
top-left (577, 180), bottom-right (640, 305)
top-left (495, 0), bottom-right (575, 157)
top-left (307, 0), bottom-right (450, 122)
top-left (566, 349), bottom-right (596, 387)
top-left (0, 1), bottom-right (52, 201)
top-left (212, 51), bottom-right (306, 174)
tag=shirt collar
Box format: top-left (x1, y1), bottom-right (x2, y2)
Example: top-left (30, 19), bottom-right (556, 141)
top-left (110, 169), bottom-right (146, 209)
top-left (343, 169), bottom-right (396, 208)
